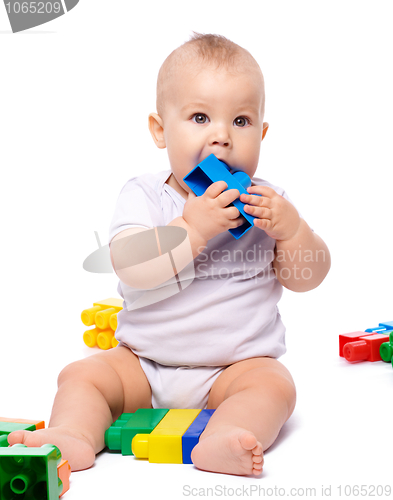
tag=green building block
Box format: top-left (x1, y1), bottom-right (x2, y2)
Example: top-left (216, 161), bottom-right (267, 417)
top-left (0, 444), bottom-right (63, 500)
top-left (105, 409), bottom-right (169, 455)
top-left (0, 422), bottom-right (38, 448)
top-left (0, 435), bottom-right (9, 447)
top-left (380, 341), bottom-right (393, 363)
top-left (0, 421), bottom-right (37, 435)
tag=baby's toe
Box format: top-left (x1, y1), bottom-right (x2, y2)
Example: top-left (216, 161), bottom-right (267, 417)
top-left (7, 430), bottom-right (41, 447)
top-left (252, 441), bottom-right (263, 455)
top-left (238, 430), bottom-right (258, 451)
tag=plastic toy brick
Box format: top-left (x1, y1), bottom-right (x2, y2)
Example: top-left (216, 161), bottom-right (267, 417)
top-left (0, 418), bottom-right (71, 495)
top-left (182, 409), bottom-right (215, 464)
top-left (380, 341), bottom-right (393, 362)
top-left (0, 444), bottom-right (64, 499)
top-left (343, 333), bottom-right (390, 362)
top-left (364, 326), bottom-right (393, 334)
top-left (132, 409), bottom-right (201, 463)
top-left (339, 331), bottom-right (376, 358)
top-left (57, 459), bottom-right (71, 497)
top-left (0, 417), bottom-right (45, 430)
top-left (81, 298), bottom-right (122, 350)
top-left (105, 409), bottom-right (169, 455)
top-left (378, 321), bottom-right (393, 330)
top-left (183, 154), bottom-right (259, 239)
top-left (106, 409), bottom-right (215, 464)
top-left (379, 328), bottom-right (393, 364)
top-left (0, 417), bottom-right (45, 447)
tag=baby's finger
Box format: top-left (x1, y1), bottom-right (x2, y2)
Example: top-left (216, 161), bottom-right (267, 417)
top-left (247, 185), bottom-right (277, 199)
top-left (254, 217), bottom-right (272, 232)
top-left (240, 192), bottom-right (272, 209)
top-left (224, 205), bottom-right (241, 220)
top-left (244, 205), bottom-right (272, 220)
top-left (187, 190), bottom-right (197, 200)
top-left (218, 188), bottom-right (240, 206)
top-left (229, 214), bottom-right (247, 228)
top-left (204, 181), bottom-right (228, 199)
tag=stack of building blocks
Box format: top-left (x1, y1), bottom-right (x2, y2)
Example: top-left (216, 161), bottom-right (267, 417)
top-left (81, 298), bottom-right (122, 350)
top-left (105, 409), bottom-right (169, 456)
top-left (105, 409), bottom-right (215, 464)
top-left (339, 321), bottom-right (393, 366)
top-left (0, 417), bottom-right (71, 497)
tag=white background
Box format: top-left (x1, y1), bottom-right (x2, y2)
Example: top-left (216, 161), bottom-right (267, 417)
top-left (1, 1), bottom-right (393, 499)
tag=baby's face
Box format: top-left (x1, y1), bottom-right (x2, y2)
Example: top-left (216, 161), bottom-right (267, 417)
top-left (158, 63), bottom-right (267, 197)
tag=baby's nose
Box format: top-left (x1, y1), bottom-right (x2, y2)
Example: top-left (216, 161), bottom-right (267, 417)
top-left (209, 125), bottom-right (231, 147)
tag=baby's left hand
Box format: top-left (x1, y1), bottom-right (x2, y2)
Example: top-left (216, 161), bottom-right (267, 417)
top-left (240, 185), bottom-right (301, 241)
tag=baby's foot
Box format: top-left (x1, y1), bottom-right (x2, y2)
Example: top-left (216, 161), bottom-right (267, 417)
top-left (191, 424), bottom-right (263, 476)
top-left (7, 426), bottom-right (95, 472)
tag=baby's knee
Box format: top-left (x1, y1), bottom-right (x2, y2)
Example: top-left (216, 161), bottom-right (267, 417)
top-left (228, 362), bottom-right (296, 417)
top-left (57, 359), bottom-right (90, 387)
top-left (274, 371), bottom-right (296, 417)
top-left (258, 364), bottom-right (296, 416)
top-left (57, 355), bottom-right (110, 387)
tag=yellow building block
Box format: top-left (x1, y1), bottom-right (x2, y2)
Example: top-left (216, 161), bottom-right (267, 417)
top-left (132, 409), bottom-right (200, 463)
top-left (83, 327), bottom-right (100, 348)
top-left (81, 298), bottom-right (123, 350)
top-left (97, 330), bottom-right (115, 350)
top-left (81, 299), bottom-right (123, 327)
top-left (109, 313), bottom-right (118, 331)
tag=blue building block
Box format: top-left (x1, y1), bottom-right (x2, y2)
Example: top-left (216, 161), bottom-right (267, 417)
top-left (379, 321), bottom-right (393, 330)
top-left (365, 326), bottom-right (393, 333)
top-left (182, 409), bottom-right (215, 464)
top-left (183, 154), bottom-right (260, 239)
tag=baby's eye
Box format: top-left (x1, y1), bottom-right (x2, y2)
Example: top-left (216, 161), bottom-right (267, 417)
top-left (192, 113), bottom-right (209, 124)
top-left (234, 116), bottom-right (250, 127)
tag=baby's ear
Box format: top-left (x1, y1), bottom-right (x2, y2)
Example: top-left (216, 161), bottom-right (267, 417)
top-left (148, 113), bottom-right (166, 149)
top-left (262, 122), bottom-right (269, 141)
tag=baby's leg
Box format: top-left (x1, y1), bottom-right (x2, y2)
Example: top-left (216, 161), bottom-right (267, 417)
top-left (8, 345), bottom-right (151, 471)
top-left (191, 357), bottom-right (296, 476)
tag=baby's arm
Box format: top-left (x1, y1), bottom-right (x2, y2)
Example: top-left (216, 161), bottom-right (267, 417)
top-left (240, 186), bottom-right (330, 292)
top-left (110, 181), bottom-right (244, 289)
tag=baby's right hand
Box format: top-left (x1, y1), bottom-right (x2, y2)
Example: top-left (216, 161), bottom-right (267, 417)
top-left (182, 181), bottom-right (245, 243)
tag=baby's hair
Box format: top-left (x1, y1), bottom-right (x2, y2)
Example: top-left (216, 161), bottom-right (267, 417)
top-left (180, 32), bottom-right (248, 68)
top-left (156, 33), bottom-right (264, 117)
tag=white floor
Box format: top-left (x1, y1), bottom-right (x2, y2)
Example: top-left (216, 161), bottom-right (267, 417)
top-left (3, 283), bottom-right (392, 500)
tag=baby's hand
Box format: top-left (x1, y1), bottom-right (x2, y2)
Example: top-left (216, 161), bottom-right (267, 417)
top-left (240, 185), bottom-right (301, 241)
top-left (183, 181), bottom-right (245, 243)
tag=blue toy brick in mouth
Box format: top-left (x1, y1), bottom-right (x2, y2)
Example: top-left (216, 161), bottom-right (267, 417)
top-left (183, 154), bottom-right (258, 239)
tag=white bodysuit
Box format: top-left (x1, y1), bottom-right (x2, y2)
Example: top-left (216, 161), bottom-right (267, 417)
top-left (108, 169), bottom-right (297, 409)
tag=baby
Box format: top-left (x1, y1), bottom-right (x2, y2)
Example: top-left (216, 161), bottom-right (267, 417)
top-left (8, 33), bottom-right (330, 476)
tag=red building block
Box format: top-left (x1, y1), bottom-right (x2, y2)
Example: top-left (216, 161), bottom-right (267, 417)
top-left (339, 331), bottom-right (375, 357)
top-left (343, 334), bottom-right (390, 362)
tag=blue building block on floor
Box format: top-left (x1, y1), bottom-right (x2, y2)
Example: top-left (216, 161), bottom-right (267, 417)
top-left (182, 409), bottom-right (215, 464)
top-left (365, 326), bottom-right (393, 333)
top-left (183, 154), bottom-right (259, 239)
top-left (379, 321), bottom-right (393, 329)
